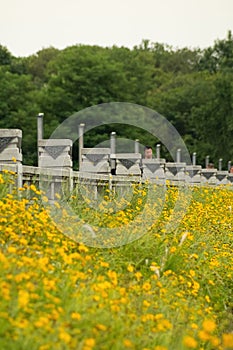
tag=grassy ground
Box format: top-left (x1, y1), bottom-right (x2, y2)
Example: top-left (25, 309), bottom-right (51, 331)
top-left (0, 171), bottom-right (233, 350)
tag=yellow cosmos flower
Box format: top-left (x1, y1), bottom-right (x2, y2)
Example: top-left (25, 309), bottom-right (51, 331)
top-left (83, 338), bottom-right (95, 348)
top-left (18, 290), bottom-right (30, 308)
top-left (71, 312), bottom-right (81, 320)
top-left (59, 330), bottom-right (71, 344)
top-left (127, 265), bottom-right (134, 272)
top-left (222, 333), bottom-right (233, 348)
top-left (202, 319), bottom-right (216, 333)
top-left (123, 339), bottom-right (134, 348)
top-left (183, 335), bottom-right (198, 348)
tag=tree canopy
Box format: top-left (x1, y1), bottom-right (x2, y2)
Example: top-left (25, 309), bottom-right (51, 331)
top-left (0, 32), bottom-right (232, 168)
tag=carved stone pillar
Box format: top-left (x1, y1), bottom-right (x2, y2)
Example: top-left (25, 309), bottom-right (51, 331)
top-left (38, 139), bottom-right (73, 200)
top-left (0, 129), bottom-right (22, 187)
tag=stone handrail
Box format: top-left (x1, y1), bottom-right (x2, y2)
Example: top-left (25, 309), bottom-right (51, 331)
top-left (0, 129), bottom-right (233, 201)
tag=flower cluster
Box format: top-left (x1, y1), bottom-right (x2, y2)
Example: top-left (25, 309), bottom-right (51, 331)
top-left (0, 174), bottom-right (233, 349)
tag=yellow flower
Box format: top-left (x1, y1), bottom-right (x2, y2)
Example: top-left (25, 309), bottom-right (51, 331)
top-left (222, 333), bottom-right (233, 349)
top-left (16, 319), bottom-right (29, 328)
top-left (0, 174), bottom-right (4, 183)
top-left (198, 330), bottom-right (210, 341)
top-left (7, 246), bottom-right (17, 253)
top-left (111, 305), bottom-right (120, 312)
top-left (142, 282), bottom-right (151, 291)
top-left (209, 336), bottom-right (219, 347)
top-left (34, 316), bottom-right (50, 328)
top-left (54, 201), bottom-right (60, 209)
top-left (107, 270), bottom-right (118, 286)
top-left (79, 244), bottom-right (88, 252)
top-left (134, 271), bottom-right (142, 281)
top-left (18, 290), bottom-right (30, 308)
top-left (191, 323), bottom-right (198, 329)
top-left (170, 246), bottom-right (177, 253)
top-left (127, 265), bottom-right (134, 272)
top-left (143, 300), bottom-right (150, 308)
top-left (42, 196), bottom-right (48, 202)
top-left (154, 313), bottom-right (163, 320)
top-left (30, 184), bottom-right (37, 192)
top-left (84, 338), bottom-right (95, 348)
top-left (39, 345), bottom-right (50, 350)
top-left (96, 323), bottom-right (107, 331)
top-left (202, 319), bottom-right (216, 333)
top-left (183, 335), bottom-right (198, 348)
top-left (155, 318), bottom-right (172, 332)
top-left (59, 330), bottom-right (71, 344)
top-left (100, 261), bottom-right (109, 267)
top-left (189, 270), bottom-right (195, 277)
top-left (123, 339), bottom-right (134, 348)
top-left (208, 279), bottom-right (215, 286)
top-left (71, 312), bottom-right (81, 320)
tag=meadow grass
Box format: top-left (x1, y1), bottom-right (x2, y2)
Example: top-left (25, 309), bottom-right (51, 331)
top-left (0, 171), bottom-right (233, 350)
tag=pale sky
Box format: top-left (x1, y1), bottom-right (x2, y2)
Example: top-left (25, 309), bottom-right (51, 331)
top-left (1, 0), bottom-right (233, 57)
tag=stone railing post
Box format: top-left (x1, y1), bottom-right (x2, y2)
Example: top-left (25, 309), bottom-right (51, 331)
top-left (192, 152), bottom-right (196, 166)
top-left (38, 139), bottom-right (73, 200)
top-left (134, 139), bottom-right (139, 154)
top-left (142, 158), bottom-right (165, 184)
top-left (0, 129), bottom-right (23, 188)
top-left (201, 168), bottom-right (217, 185)
top-left (110, 132), bottom-right (116, 175)
top-left (79, 123), bottom-right (85, 168)
top-left (165, 161), bottom-right (186, 185)
top-left (79, 148), bottom-right (111, 174)
top-left (176, 148), bottom-right (181, 163)
top-left (185, 164), bottom-right (202, 185)
top-left (156, 144), bottom-right (161, 160)
top-left (218, 158), bottom-right (222, 171)
top-left (205, 155), bottom-right (210, 169)
top-left (37, 113), bottom-right (44, 165)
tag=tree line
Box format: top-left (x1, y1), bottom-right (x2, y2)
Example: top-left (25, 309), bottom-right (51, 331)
top-left (0, 31), bottom-right (233, 168)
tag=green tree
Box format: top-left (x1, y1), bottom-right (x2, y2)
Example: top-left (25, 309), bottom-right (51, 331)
top-left (198, 30), bottom-right (233, 73)
top-left (0, 44), bottom-right (12, 65)
top-left (0, 66), bottom-right (39, 164)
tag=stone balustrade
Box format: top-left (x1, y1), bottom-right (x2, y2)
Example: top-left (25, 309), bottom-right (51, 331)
top-left (1, 129), bottom-right (233, 199)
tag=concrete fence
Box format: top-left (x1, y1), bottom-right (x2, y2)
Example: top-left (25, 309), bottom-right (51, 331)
top-left (0, 128), bottom-right (233, 201)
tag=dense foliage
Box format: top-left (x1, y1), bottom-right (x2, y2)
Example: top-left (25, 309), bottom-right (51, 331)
top-left (0, 32), bottom-right (233, 166)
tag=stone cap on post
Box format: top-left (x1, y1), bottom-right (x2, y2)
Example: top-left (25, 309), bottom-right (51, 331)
top-left (201, 168), bottom-right (217, 185)
top-left (111, 153), bottom-right (142, 176)
top-left (80, 148), bottom-right (111, 174)
top-left (185, 165), bottom-right (202, 184)
top-left (141, 158), bottom-right (165, 181)
top-left (228, 173), bottom-right (233, 184)
top-left (165, 162), bottom-right (186, 184)
top-left (215, 170), bottom-right (230, 185)
top-left (0, 129), bottom-right (22, 163)
top-left (38, 139), bottom-right (72, 168)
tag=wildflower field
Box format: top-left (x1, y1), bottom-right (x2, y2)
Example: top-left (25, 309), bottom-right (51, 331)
top-left (0, 171), bottom-right (233, 350)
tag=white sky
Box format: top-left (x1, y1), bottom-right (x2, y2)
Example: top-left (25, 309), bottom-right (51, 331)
top-left (1, 0), bottom-right (233, 57)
